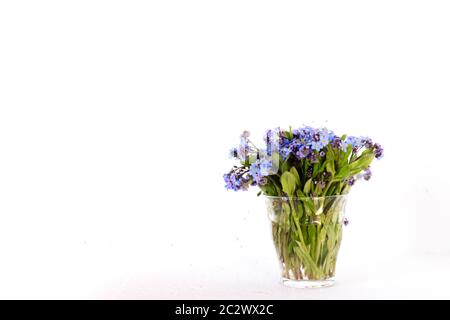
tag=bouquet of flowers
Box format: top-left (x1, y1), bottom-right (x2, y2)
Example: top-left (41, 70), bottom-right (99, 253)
top-left (224, 126), bottom-right (383, 288)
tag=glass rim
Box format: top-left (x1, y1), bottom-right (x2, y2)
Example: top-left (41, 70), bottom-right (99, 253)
top-left (264, 194), bottom-right (348, 201)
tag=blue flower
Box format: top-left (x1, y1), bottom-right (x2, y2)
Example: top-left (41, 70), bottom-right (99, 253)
top-left (284, 126), bottom-right (334, 154)
top-left (309, 128), bottom-right (334, 151)
top-left (374, 143), bottom-right (384, 159)
top-left (264, 128), bottom-right (282, 155)
top-left (343, 136), bottom-right (363, 151)
top-left (228, 148), bottom-right (238, 159)
top-left (224, 126), bottom-right (383, 193)
top-left (249, 158), bottom-right (272, 185)
top-left (296, 145), bottom-right (310, 159)
top-left (224, 167), bottom-right (251, 191)
top-left (264, 127), bottom-right (281, 144)
top-left (237, 131), bottom-right (256, 161)
top-left (224, 172), bottom-right (240, 191)
top-left (362, 137), bottom-right (373, 148)
top-left (363, 168), bottom-right (372, 181)
top-left (297, 126), bottom-right (315, 143)
top-left (311, 141), bottom-right (321, 151)
top-left (346, 176), bottom-right (356, 186)
top-left (280, 147), bottom-right (291, 160)
top-left (260, 159), bottom-right (272, 176)
top-left (307, 152), bottom-right (319, 163)
top-left (331, 136), bottom-right (342, 149)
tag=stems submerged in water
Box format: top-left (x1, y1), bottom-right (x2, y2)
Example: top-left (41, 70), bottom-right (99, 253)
top-left (268, 196), bottom-right (346, 281)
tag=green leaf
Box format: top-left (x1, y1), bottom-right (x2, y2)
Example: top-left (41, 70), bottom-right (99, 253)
top-left (325, 146), bottom-right (335, 161)
top-left (296, 188), bottom-right (306, 197)
top-left (281, 202), bottom-right (291, 215)
top-left (326, 160), bottom-right (335, 176)
top-left (290, 167), bottom-right (301, 185)
top-left (319, 160), bottom-right (328, 173)
top-left (248, 153), bottom-right (258, 165)
top-left (304, 178), bottom-right (312, 195)
top-left (312, 163), bottom-right (319, 177)
top-left (285, 127), bottom-right (293, 140)
top-left (280, 202), bottom-right (291, 227)
top-left (294, 241), bottom-right (323, 277)
top-left (326, 184), bottom-right (336, 196)
top-left (280, 171), bottom-right (297, 196)
top-left (350, 151), bottom-right (375, 175)
top-left (259, 184), bottom-right (276, 196)
top-left (280, 155), bottom-right (290, 173)
top-left (339, 147), bottom-right (352, 169)
top-left (297, 202), bottom-right (304, 219)
top-left (270, 152), bottom-right (280, 174)
top-left (266, 176), bottom-right (282, 196)
top-left (335, 165), bottom-right (350, 180)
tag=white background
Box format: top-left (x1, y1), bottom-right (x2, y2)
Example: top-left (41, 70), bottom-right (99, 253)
top-left (1, 1), bottom-right (449, 299)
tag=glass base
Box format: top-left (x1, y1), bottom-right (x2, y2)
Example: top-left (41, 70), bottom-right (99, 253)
top-left (282, 277), bottom-right (335, 289)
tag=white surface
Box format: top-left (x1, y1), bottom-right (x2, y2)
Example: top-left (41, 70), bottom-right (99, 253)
top-left (103, 255), bottom-right (450, 300)
top-left (1, 1), bottom-right (450, 299)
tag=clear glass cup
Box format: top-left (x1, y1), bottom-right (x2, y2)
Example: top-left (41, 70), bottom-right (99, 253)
top-left (265, 195), bottom-right (347, 288)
